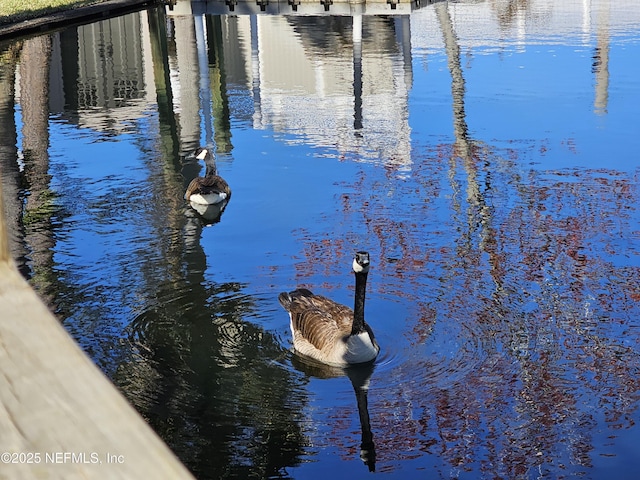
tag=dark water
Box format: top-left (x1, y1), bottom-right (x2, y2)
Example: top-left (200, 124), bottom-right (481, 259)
top-left (2, 0), bottom-right (640, 478)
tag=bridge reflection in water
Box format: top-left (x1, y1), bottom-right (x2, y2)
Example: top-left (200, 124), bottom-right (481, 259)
top-left (165, 0), bottom-right (422, 174)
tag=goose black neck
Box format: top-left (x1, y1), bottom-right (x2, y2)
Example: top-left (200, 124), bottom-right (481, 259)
top-left (355, 387), bottom-right (375, 472)
top-left (205, 162), bottom-right (217, 177)
top-left (352, 270), bottom-right (368, 335)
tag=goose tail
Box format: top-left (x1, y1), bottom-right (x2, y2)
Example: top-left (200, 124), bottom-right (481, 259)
top-left (278, 292), bottom-right (293, 310)
top-left (278, 288), bottom-right (314, 311)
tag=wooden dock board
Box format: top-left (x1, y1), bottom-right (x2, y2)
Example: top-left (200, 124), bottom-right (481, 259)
top-left (0, 188), bottom-right (194, 479)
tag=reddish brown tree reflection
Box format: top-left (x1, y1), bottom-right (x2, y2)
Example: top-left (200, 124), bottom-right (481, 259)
top-left (288, 3), bottom-right (640, 475)
top-left (292, 144), bottom-right (640, 478)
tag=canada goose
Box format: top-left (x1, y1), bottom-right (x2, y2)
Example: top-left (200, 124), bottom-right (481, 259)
top-left (184, 147), bottom-right (231, 206)
top-left (278, 251), bottom-right (379, 366)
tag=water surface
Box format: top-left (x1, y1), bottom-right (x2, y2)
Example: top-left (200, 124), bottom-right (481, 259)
top-left (2, 0), bottom-right (640, 478)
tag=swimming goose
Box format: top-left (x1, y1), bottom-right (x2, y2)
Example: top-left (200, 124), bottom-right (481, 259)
top-left (278, 251), bottom-right (379, 366)
top-left (184, 147), bottom-right (231, 206)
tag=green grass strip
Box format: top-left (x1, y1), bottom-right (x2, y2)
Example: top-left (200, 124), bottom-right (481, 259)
top-left (0, 0), bottom-right (103, 25)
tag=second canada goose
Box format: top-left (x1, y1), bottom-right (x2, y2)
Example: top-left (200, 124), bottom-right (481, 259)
top-left (278, 251), bottom-right (379, 366)
top-left (184, 147), bottom-right (231, 206)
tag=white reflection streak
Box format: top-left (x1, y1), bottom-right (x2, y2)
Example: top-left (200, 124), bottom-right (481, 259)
top-left (313, 58), bottom-right (326, 98)
top-left (594, 0), bottom-right (610, 115)
top-left (353, 13), bottom-right (363, 130)
top-left (251, 15), bottom-right (263, 129)
top-left (195, 14), bottom-right (214, 146)
top-left (582, 0), bottom-right (591, 42)
top-left (516, 6), bottom-right (526, 53)
top-left (140, 12), bottom-right (156, 112)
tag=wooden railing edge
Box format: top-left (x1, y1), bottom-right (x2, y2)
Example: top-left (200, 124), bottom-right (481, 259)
top-left (0, 186), bottom-right (194, 478)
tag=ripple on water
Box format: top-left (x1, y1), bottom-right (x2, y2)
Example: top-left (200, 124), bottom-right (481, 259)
top-left (372, 317), bottom-right (490, 393)
top-left (272, 310), bottom-right (489, 398)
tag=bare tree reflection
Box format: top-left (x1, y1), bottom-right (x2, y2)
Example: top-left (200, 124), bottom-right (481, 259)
top-left (291, 1), bottom-right (640, 476)
top-left (19, 35), bottom-right (58, 307)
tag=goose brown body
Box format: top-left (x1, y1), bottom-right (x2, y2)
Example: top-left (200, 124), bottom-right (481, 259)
top-left (184, 147), bottom-right (231, 206)
top-left (184, 174), bottom-right (231, 205)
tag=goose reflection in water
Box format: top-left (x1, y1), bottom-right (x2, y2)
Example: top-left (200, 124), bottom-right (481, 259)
top-left (187, 199), bottom-right (228, 225)
top-left (291, 355), bottom-right (377, 472)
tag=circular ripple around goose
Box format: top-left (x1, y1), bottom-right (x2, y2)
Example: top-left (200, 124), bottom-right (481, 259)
top-left (371, 318), bottom-right (489, 393)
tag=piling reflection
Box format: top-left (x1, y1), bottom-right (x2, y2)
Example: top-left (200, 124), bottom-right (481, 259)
top-left (593, 0), bottom-right (610, 114)
top-left (0, 43), bottom-right (25, 272)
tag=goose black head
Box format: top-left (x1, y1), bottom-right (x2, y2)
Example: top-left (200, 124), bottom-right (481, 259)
top-left (353, 251), bottom-right (370, 274)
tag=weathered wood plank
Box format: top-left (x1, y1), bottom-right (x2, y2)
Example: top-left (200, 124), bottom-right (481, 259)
top-left (0, 188), bottom-right (194, 478)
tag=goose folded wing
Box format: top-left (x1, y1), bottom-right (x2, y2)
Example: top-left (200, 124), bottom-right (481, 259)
top-left (291, 298), bottom-right (354, 350)
top-left (199, 176), bottom-right (227, 194)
